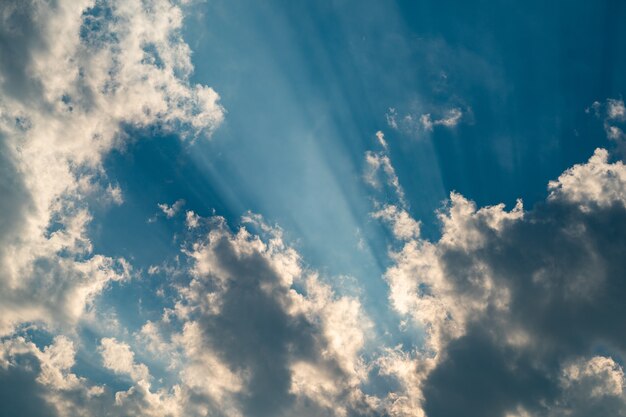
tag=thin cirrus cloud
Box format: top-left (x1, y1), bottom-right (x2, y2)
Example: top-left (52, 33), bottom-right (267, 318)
top-left (1, 1), bottom-right (626, 417)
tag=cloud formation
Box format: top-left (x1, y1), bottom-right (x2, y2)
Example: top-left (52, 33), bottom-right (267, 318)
top-left (170, 215), bottom-right (375, 417)
top-left (372, 142), bottom-right (626, 417)
top-left (2, 1), bottom-right (626, 416)
top-left (0, 1), bottom-right (224, 414)
top-left (0, 0), bottom-right (223, 334)
top-left (0, 212), bottom-right (379, 417)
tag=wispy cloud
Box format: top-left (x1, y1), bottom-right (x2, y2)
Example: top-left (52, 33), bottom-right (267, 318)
top-left (386, 106), bottom-right (467, 136)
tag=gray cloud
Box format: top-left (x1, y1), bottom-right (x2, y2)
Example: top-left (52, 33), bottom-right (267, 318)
top-left (175, 219), bottom-right (376, 417)
top-left (424, 201), bottom-right (626, 416)
top-left (377, 148), bottom-right (626, 417)
top-left (0, 0), bottom-right (46, 102)
top-left (0, 353), bottom-right (58, 417)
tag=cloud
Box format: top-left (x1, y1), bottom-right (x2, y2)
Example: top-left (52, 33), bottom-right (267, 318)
top-left (169, 216), bottom-right (376, 417)
top-left (0, 333), bottom-right (196, 417)
top-left (385, 107), bottom-right (465, 136)
top-left (185, 211), bottom-right (200, 229)
top-left (364, 131), bottom-right (407, 207)
top-left (2, 2), bottom-right (626, 416)
top-left (607, 99), bottom-right (626, 121)
top-left (548, 148), bottom-right (626, 209)
top-left (419, 108), bottom-right (463, 131)
top-left (100, 338), bottom-right (151, 382)
top-left (4, 141), bottom-right (626, 417)
top-left (0, 214), bottom-right (377, 417)
top-left (551, 356), bottom-right (626, 417)
top-left (0, 0), bottom-right (223, 335)
top-left (588, 98), bottom-right (626, 146)
top-left (0, 343), bottom-right (59, 417)
top-left (376, 130), bottom-right (389, 149)
top-left (373, 147), bottom-right (626, 417)
top-left (159, 199), bottom-right (186, 219)
top-left (0, 335), bottom-right (111, 417)
top-left (372, 205), bottom-right (421, 241)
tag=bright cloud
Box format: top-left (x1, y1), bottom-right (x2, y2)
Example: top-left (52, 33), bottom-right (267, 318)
top-left (0, 0), bottom-right (223, 335)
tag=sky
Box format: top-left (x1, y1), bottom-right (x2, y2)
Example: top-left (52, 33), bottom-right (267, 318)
top-left (1, 1), bottom-right (626, 416)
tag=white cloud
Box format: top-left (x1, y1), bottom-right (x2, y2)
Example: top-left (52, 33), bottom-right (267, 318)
top-left (435, 107), bottom-right (463, 127)
top-left (387, 107), bottom-right (465, 135)
top-left (544, 356), bottom-right (626, 417)
top-left (607, 99), bottom-right (626, 121)
top-left (386, 108), bottom-right (399, 129)
top-left (419, 113), bottom-right (433, 131)
top-left (174, 321), bottom-right (244, 411)
top-left (548, 148), bottom-right (626, 209)
top-left (376, 130), bottom-right (389, 149)
top-left (364, 132), bottom-right (407, 207)
top-left (375, 346), bottom-right (429, 417)
top-left (106, 184), bottom-right (124, 205)
top-left (419, 108), bottom-right (462, 131)
top-left (372, 205), bottom-right (421, 241)
top-left (185, 210), bottom-right (200, 228)
top-left (100, 337), bottom-right (151, 382)
top-left (0, 0), bottom-right (223, 336)
top-left (159, 199), bottom-right (186, 218)
top-left (0, 335), bottom-right (111, 416)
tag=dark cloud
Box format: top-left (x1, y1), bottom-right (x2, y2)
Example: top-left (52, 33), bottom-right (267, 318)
top-left (0, 353), bottom-right (58, 417)
top-left (0, 0), bottom-right (47, 102)
top-left (199, 235), bottom-right (314, 416)
top-left (187, 230), bottom-right (372, 417)
top-left (423, 325), bottom-right (556, 417)
top-left (0, 134), bottom-right (33, 258)
top-left (421, 200), bottom-right (626, 417)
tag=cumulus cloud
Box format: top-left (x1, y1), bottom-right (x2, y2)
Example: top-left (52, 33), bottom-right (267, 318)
top-left (168, 215), bottom-right (376, 417)
top-left (1, 213), bottom-right (377, 417)
top-left (372, 146), bottom-right (626, 417)
top-left (185, 210), bottom-right (201, 229)
top-left (0, 1), bottom-right (226, 414)
top-left (0, 334), bottom-right (196, 417)
top-left (548, 148), bottom-right (626, 209)
top-left (4, 137), bottom-right (626, 417)
top-left (0, 335), bottom-right (112, 417)
top-left (376, 130), bottom-right (389, 149)
top-left (0, 0), bottom-right (223, 335)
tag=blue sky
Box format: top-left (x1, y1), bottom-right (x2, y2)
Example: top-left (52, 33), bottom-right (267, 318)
top-left (98, 0), bottom-right (625, 339)
top-left (2, 1), bottom-right (626, 416)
